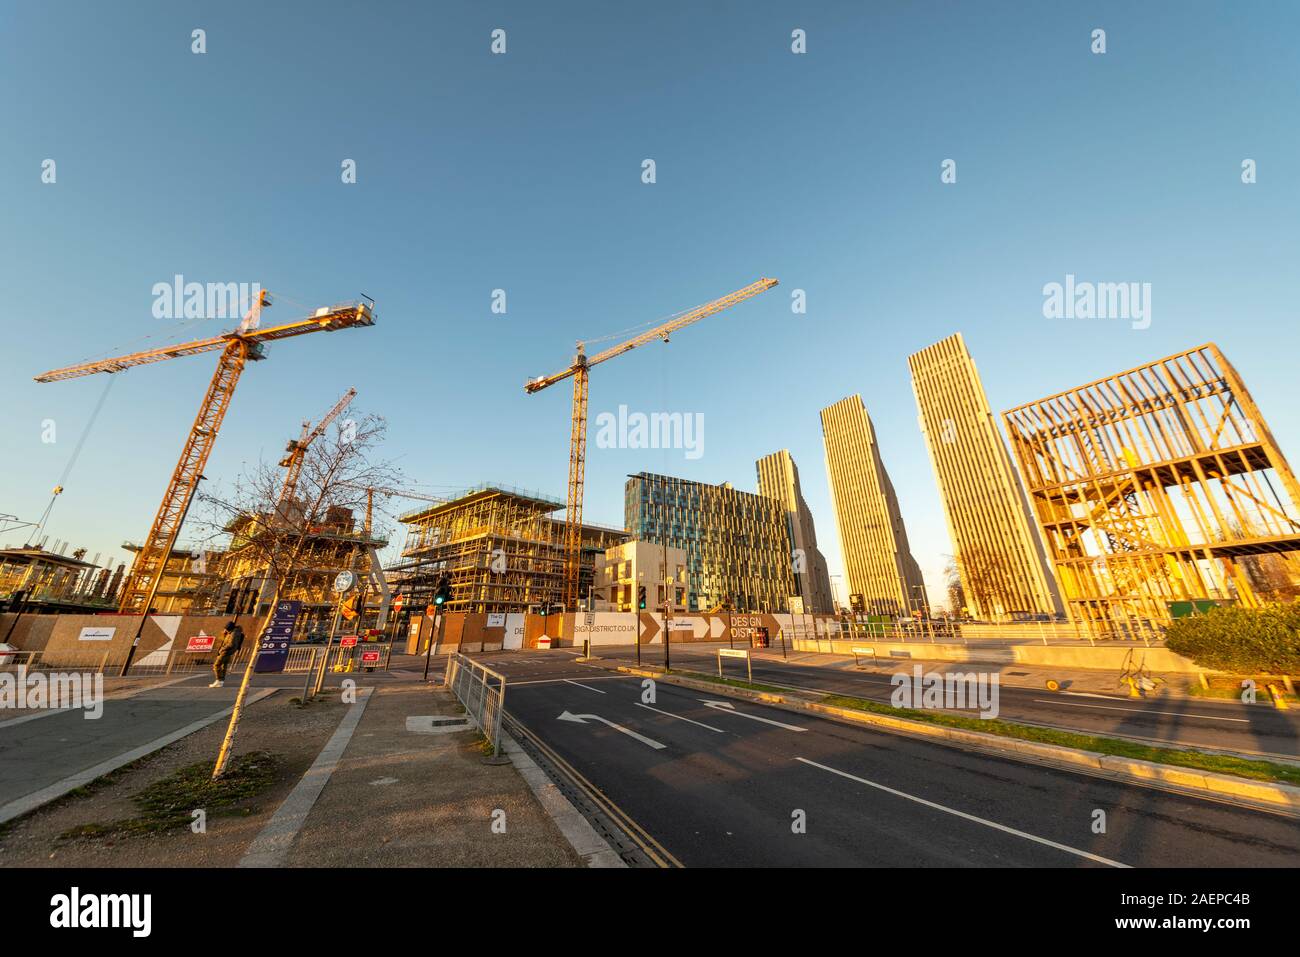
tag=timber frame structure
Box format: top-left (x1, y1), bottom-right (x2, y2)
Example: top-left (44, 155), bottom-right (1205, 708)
top-left (1003, 343), bottom-right (1300, 634)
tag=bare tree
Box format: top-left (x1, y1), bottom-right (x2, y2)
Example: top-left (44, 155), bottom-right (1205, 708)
top-left (196, 413), bottom-right (400, 779)
top-left (951, 545), bottom-right (1021, 620)
top-left (942, 555), bottom-right (966, 617)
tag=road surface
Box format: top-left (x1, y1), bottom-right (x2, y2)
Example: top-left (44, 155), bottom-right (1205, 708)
top-left (487, 651), bottom-right (1300, 868)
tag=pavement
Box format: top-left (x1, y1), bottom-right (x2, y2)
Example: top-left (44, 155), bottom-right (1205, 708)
top-left (590, 643), bottom-right (1300, 763)
top-left (0, 659), bottom-right (442, 825)
top-left (486, 649), bottom-right (1300, 867)
top-left (0, 655), bottom-right (588, 867)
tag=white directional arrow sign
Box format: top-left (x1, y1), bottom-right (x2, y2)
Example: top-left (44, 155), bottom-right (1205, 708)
top-left (698, 699), bottom-right (807, 732)
top-left (558, 711), bottom-right (667, 749)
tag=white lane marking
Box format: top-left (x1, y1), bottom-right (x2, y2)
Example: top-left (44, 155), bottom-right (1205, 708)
top-left (564, 679), bottom-right (607, 694)
top-left (557, 710), bottom-right (666, 750)
top-left (795, 757), bottom-right (1130, 868)
top-left (635, 702), bottom-right (726, 733)
top-left (1030, 699), bottom-right (1248, 723)
top-left (699, 699), bottom-right (807, 732)
top-left (510, 675), bottom-right (629, 687)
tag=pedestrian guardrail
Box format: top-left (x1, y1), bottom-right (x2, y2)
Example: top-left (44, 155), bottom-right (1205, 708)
top-left (444, 653), bottom-right (507, 756)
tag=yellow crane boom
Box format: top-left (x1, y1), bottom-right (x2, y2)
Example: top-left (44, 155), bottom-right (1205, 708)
top-left (277, 388), bottom-right (358, 515)
top-left (34, 294), bottom-right (376, 614)
top-left (525, 277), bottom-right (778, 609)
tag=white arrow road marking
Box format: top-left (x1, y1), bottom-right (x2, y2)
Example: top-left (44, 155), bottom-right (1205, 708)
top-left (796, 757), bottom-right (1129, 868)
top-left (564, 679), bottom-right (607, 694)
top-left (558, 711), bottom-right (666, 749)
top-left (698, 699), bottom-right (807, 732)
top-left (636, 703), bottom-right (726, 733)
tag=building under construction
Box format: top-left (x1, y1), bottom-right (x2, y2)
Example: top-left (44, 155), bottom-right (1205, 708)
top-left (120, 542), bottom-right (225, 614)
top-left (0, 545), bottom-right (120, 613)
top-left (388, 485), bottom-right (628, 614)
top-left (212, 504), bottom-right (386, 631)
top-left (1003, 343), bottom-right (1300, 633)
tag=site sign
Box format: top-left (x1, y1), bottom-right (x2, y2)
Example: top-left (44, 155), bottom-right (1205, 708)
top-left (254, 599), bottom-right (301, 673)
top-left (340, 635), bottom-right (359, 649)
top-left (186, 632), bottom-right (215, 653)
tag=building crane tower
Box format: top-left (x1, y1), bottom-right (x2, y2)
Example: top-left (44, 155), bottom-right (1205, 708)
top-left (34, 293), bottom-right (376, 614)
top-left (525, 277), bottom-right (778, 609)
top-left (276, 388), bottom-right (358, 518)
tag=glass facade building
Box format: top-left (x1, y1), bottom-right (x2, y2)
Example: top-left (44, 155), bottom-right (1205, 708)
top-left (624, 472), bottom-right (796, 612)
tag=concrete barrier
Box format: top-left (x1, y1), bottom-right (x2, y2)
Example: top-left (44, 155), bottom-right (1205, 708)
top-left (792, 638), bottom-right (1208, 674)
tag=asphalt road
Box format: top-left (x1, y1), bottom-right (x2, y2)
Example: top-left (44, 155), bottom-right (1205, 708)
top-left (592, 643), bottom-right (1300, 762)
top-left (489, 651), bottom-right (1300, 868)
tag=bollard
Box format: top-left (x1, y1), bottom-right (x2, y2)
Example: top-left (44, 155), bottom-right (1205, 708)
top-left (1267, 684), bottom-right (1290, 711)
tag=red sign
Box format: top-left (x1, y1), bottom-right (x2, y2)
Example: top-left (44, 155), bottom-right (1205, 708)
top-left (392, 594), bottom-right (405, 614)
top-left (186, 632), bottom-right (215, 653)
top-left (361, 650), bottom-right (381, 663)
top-left (340, 635), bottom-right (359, 648)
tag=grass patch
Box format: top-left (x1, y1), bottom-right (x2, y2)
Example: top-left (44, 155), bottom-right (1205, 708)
top-left (58, 750), bottom-right (280, 841)
top-left (819, 693), bottom-right (1300, 787)
top-left (1185, 681), bottom-right (1296, 703)
top-left (662, 669), bottom-right (793, 696)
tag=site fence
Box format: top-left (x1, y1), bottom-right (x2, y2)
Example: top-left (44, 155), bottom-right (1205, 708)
top-left (444, 652), bottom-right (506, 756)
top-left (0, 640), bottom-right (392, 676)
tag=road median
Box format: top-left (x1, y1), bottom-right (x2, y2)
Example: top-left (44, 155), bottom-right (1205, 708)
top-left (614, 665), bottom-right (1300, 815)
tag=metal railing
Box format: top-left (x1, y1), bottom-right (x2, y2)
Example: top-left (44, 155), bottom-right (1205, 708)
top-left (444, 653), bottom-right (506, 756)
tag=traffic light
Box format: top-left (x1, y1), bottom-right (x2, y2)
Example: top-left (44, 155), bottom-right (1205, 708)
top-left (637, 585), bottom-right (646, 610)
top-left (433, 575), bottom-right (452, 607)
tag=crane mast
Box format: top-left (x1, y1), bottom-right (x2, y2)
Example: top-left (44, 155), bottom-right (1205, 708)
top-left (525, 278), bottom-right (778, 610)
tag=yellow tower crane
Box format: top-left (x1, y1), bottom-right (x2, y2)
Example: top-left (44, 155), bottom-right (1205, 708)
top-left (525, 277), bottom-right (778, 609)
top-left (276, 388), bottom-right (358, 519)
top-left (34, 293), bottom-right (376, 615)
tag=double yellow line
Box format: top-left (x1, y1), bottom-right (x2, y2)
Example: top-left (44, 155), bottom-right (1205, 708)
top-left (505, 714), bottom-right (682, 868)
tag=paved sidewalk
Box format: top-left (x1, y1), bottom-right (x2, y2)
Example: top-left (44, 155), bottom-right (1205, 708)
top-left (263, 681), bottom-right (585, 867)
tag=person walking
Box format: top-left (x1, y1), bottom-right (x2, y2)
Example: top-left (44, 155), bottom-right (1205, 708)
top-left (209, 620), bottom-right (245, 688)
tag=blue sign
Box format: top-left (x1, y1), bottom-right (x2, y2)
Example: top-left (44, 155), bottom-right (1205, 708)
top-left (254, 599), bottom-right (301, 673)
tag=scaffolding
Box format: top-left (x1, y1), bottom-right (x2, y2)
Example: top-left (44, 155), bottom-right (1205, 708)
top-left (387, 485), bottom-right (627, 614)
top-left (1003, 343), bottom-right (1300, 635)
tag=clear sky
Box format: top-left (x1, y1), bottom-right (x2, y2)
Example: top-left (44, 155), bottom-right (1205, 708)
top-left (2, 1), bottom-right (1297, 608)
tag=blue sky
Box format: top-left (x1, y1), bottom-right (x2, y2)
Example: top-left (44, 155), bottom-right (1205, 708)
top-left (2, 1), bottom-right (1297, 607)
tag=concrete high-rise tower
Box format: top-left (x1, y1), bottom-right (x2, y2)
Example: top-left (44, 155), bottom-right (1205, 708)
top-left (908, 333), bottom-right (1062, 619)
top-left (756, 450), bottom-right (834, 613)
top-left (819, 395), bottom-right (928, 616)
